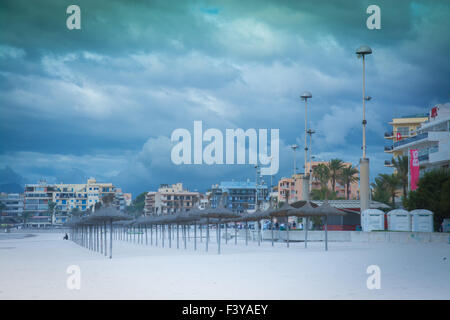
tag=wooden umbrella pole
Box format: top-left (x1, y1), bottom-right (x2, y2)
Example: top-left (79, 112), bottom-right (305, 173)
top-left (271, 217), bottom-right (274, 247)
top-left (155, 224), bottom-right (158, 246)
top-left (305, 217), bottom-right (308, 249)
top-left (287, 219), bottom-right (290, 248)
top-left (151, 225), bottom-right (153, 246)
top-left (258, 221), bottom-right (261, 246)
top-left (325, 215), bottom-right (328, 251)
top-left (194, 223), bottom-right (197, 251)
top-left (177, 223), bottom-right (180, 249)
top-left (245, 221), bottom-right (248, 246)
top-left (169, 224), bottom-right (172, 248)
top-left (100, 225), bottom-right (103, 254)
top-left (104, 222), bottom-right (107, 257)
top-left (217, 223), bottom-right (221, 255)
top-left (206, 218), bottom-right (209, 252)
top-left (225, 223), bottom-right (228, 245)
top-left (200, 224), bottom-right (202, 243)
top-left (183, 225), bottom-right (187, 250)
top-left (109, 220), bottom-right (113, 259)
top-left (162, 224), bottom-right (165, 248)
top-left (234, 222), bottom-right (237, 245)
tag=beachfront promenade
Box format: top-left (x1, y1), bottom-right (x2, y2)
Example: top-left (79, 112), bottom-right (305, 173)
top-left (1, 231), bottom-right (449, 299)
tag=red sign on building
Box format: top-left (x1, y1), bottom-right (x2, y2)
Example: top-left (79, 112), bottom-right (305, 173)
top-left (396, 132), bottom-right (402, 141)
top-left (431, 106), bottom-right (439, 118)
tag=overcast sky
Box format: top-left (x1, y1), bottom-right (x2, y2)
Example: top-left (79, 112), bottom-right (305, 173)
top-left (1, 0), bottom-right (449, 196)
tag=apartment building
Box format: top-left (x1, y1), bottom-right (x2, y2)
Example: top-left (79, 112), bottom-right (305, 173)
top-left (24, 178), bottom-right (119, 226)
top-left (210, 181), bottom-right (269, 212)
top-left (113, 188), bottom-right (132, 212)
top-left (0, 193), bottom-right (24, 218)
top-left (390, 104), bottom-right (450, 178)
top-left (384, 113), bottom-right (429, 167)
top-left (144, 183), bottom-right (200, 215)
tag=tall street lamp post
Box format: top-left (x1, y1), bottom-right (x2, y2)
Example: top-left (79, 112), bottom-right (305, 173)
top-left (356, 45), bottom-right (372, 215)
top-left (291, 144), bottom-right (299, 177)
top-left (255, 165), bottom-right (259, 211)
top-left (300, 91), bottom-right (312, 201)
top-left (307, 128), bottom-right (315, 190)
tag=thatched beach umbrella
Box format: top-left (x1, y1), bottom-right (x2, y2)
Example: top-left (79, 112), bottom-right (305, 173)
top-left (268, 202), bottom-right (296, 248)
top-left (173, 211), bottom-right (198, 250)
top-left (88, 206), bottom-right (131, 259)
top-left (289, 201), bottom-right (319, 248)
top-left (186, 207), bottom-right (207, 250)
top-left (315, 200), bottom-right (347, 251)
top-left (239, 208), bottom-right (270, 246)
top-left (198, 204), bottom-right (240, 254)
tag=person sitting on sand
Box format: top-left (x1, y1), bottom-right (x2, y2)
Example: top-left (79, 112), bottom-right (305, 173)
top-left (63, 233), bottom-right (68, 240)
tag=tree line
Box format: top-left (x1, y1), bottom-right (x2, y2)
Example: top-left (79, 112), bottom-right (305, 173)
top-left (311, 159), bottom-right (359, 200)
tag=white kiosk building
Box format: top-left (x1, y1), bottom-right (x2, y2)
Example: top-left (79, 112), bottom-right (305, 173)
top-left (410, 209), bottom-right (434, 232)
top-left (361, 209), bottom-right (385, 232)
top-left (387, 209), bottom-right (411, 231)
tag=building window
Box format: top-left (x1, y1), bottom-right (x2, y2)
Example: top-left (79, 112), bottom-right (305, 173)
top-left (396, 126), bottom-right (409, 137)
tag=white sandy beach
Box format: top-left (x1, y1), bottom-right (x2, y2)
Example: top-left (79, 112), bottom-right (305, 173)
top-left (0, 231), bottom-right (449, 300)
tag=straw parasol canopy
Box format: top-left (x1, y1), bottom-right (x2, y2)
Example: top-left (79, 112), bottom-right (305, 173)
top-left (65, 216), bottom-right (82, 227)
top-left (173, 212), bottom-right (199, 224)
top-left (240, 207), bottom-right (272, 221)
top-left (113, 219), bottom-right (135, 226)
top-left (88, 206), bottom-right (132, 223)
top-left (199, 204), bottom-right (241, 220)
top-left (315, 200), bottom-right (347, 216)
top-left (288, 201), bottom-right (321, 217)
top-left (268, 201), bottom-right (296, 217)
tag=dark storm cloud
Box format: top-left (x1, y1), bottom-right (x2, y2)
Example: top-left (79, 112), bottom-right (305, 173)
top-left (0, 0), bottom-right (449, 195)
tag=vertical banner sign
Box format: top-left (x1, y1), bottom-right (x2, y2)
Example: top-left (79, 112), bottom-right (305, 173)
top-left (396, 132), bottom-right (402, 141)
top-left (410, 149), bottom-right (419, 191)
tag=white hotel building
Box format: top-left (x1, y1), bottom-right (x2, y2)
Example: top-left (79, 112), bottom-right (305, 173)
top-left (391, 104), bottom-right (450, 178)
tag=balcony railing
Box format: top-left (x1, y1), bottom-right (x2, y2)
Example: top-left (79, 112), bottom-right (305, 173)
top-left (384, 145), bottom-right (394, 152)
top-left (393, 132), bottom-right (428, 148)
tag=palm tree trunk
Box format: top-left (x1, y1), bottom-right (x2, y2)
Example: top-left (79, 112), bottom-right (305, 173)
top-left (346, 182), bottom-right (350, 200)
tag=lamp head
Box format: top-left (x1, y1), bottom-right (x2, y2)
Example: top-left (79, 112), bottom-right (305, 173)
top-left (300, 91), bottom-right (312, 100)
top-left (356, 45), bottom-right (372, 56)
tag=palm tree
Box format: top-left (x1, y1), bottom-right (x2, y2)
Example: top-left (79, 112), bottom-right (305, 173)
top-left (339, 165), bottom-right (360, 200)
top-left (47, 201), bottom-right (57, 226)
top-left (379, 173), bottom-right (401, 207)
top-left (392, 155), bottom-right (409, 198)
top-left (371, 176), bottom-right (390, 205)
top-left (22, 211), bottom-right (32, 228)
top-left (313, 163), bottom-right (330, 189)
top-left (101, 193), bottom-right (115, 207)
top-left (70, 207), bottom-right (82, 217)
top-left (311, 187), bottom-right (338, 200)
top-left (328, 159), bottom-right (345, 192)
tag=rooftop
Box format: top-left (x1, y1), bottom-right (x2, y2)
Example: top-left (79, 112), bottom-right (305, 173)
top-left (398, 113), bottom-right (429, 119)
top-left (215, 181), bottom-right (268, 189)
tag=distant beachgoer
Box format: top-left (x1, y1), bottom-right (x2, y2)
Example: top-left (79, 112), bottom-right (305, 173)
top-left (63, 233), bottom-right (68, 240)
